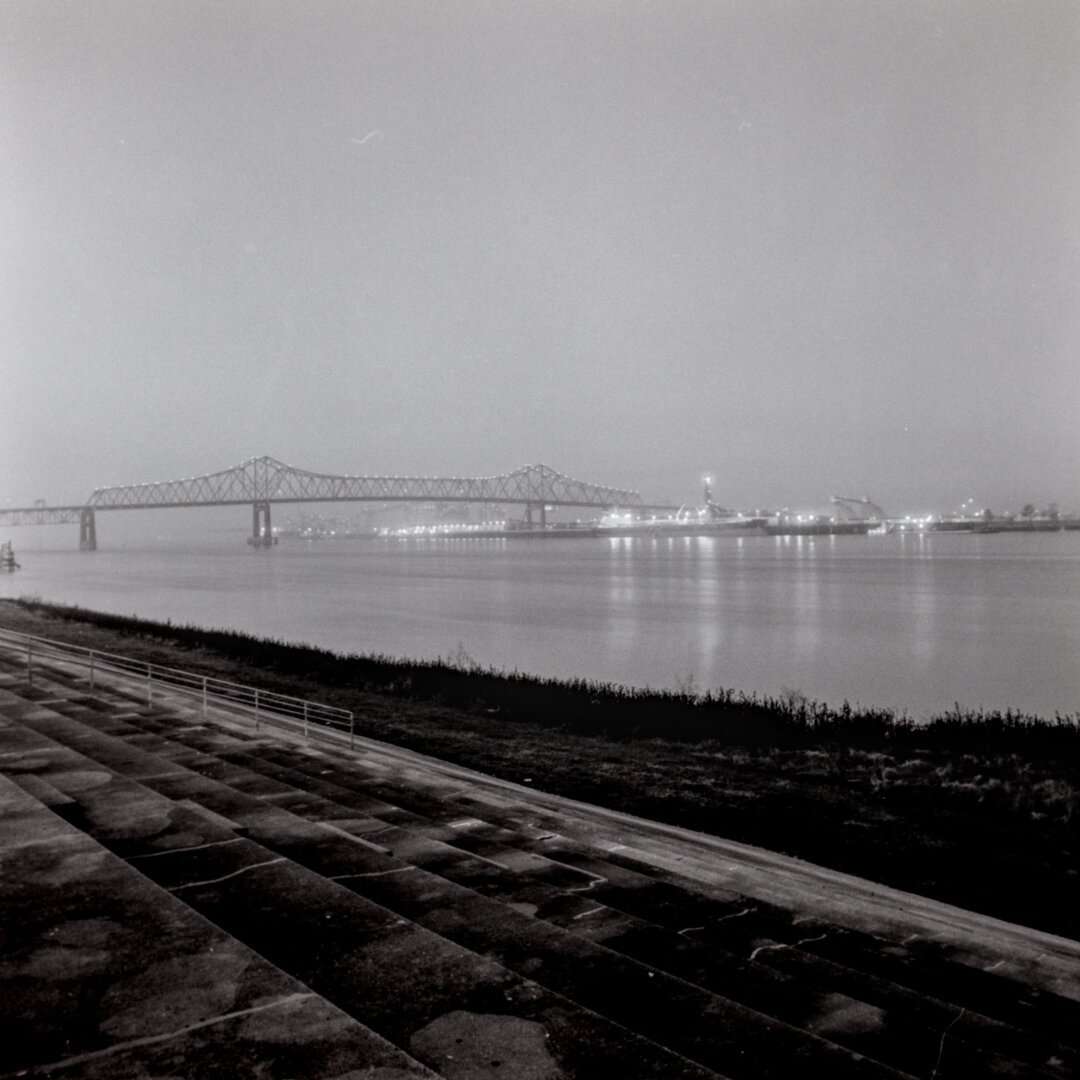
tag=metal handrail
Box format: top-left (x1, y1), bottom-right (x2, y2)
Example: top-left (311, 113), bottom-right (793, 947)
top-left (0, 626), bottom-right (357, 747)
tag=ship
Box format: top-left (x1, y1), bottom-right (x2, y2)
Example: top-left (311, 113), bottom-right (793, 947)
top-left (598, 477), bottom-right (766, 537)
top-left (764, 518), bottom-right (876, 536)
top-left (764, 494), bottom-right (883, 536)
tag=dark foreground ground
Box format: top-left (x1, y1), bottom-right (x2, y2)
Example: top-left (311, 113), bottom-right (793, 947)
top-left (1, 598), bottom-right (1078, 942)
top-left (2, 634), bottom-right (1079, 1079)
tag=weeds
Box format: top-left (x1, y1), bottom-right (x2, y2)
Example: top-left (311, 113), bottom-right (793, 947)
top-left (6, 597), bottom-right (1078, 752)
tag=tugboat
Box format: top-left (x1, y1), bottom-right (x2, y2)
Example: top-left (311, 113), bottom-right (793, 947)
top-left (1, 541), bottom-right (20, 571)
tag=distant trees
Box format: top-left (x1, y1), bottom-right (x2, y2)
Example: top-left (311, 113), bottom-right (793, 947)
top-left (1015, 502), bottom-right (1061, 521)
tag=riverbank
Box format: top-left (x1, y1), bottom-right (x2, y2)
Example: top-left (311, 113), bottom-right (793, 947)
top-left (1, 597), bottom-right (1077, 941)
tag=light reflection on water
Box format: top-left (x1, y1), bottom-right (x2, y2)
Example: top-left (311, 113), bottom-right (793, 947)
top-left (2, 531), bottom-right (1078, 719)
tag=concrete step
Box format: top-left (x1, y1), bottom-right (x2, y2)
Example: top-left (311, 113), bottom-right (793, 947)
top-left (227, 737), bottom-right (1080, 1061)
top-left (6, 666), bottom-right (1078, 1078)
top-left (83, 703), bottom-right (1076, 1078)
top-left (221, 748), bottom-right (1080, 1080)
top-left (25, 702), bottom-right (924, 1080)
top-left (6, 768), bottom-right (77, 809)
top-left (35, 671), bottom-right (1063, 1007)
top-left (0, 768), bottom-right (438, 1080)
top-left (0, 709), bottom-right (728, 1079)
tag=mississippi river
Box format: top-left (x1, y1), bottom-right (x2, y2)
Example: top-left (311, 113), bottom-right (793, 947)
top-left (3, 530), bottom-right (1078, 719)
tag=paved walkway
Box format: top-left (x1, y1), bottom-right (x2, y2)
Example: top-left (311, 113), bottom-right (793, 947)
top-left (1, 653), bottom-right (1078, 1078)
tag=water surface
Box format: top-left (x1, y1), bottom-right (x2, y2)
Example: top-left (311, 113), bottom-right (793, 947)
top-left (3, 531), bottom-right (1078, 719)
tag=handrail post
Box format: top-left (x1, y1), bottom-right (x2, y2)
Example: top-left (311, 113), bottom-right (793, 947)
top-left (303, 701), bottom-right (309, 740)
top-left (202, 676), bottom-right (208, 716)
top-left (146, 662), bottom-right (152, 706)
top-left (27, 640), bottom-right (32, 685)
top-left (350, 712), bottom-right (355, 749)
top-left (254, 688), bottom-right (260, 731)
top-left (89, 651), bottom-right (95, 690)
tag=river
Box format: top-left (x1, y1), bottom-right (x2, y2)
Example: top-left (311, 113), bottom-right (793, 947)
top-left (2, 530), bottom-right (1078, 719)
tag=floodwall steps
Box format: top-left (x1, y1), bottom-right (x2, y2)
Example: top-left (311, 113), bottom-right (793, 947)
top-left (176, 727), bottom-right (1080, 1049)
top-left (0, 707), bottom-right (935, 1080)
top-left (0, 718), bottom-right (730, 1080)
top-left (3, 704), bottom-right (937, 1080)
top-left (4, 654), bottom-right (1079, 1077)
top-left (109, 711), bottom-right (1080, 1079)
top-left (161, 680), bottom-right (1080, 1005)
top-left (6, 673), bottom-right (1071, 1054)
top-left (0, 772), bottom-right (442, 1080)
top-left (4, 660), bottom-right (1075, 1015)
top-left (6, 691), bottom-right (1071, 1080)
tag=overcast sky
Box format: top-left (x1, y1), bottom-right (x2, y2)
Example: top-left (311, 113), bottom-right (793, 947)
top-left (3, 0), bottom-right (1077, 516)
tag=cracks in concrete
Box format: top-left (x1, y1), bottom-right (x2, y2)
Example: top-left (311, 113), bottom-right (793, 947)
top-left (129, 837), bottom-right (245, 860)
top-left (170, 857), bottom-right (286, 891)
top-left (749, 934), bottom-right (828, 962)
top-left (716, 906), bottom-right (754, 924)
top-left (930, 1007), bottom-right (966, 1080)
top-left (329, 867), bottom-right (418, 881)
top-left (1, 993), bottom-right (316, 1077)
top-left (566, 873), bottom-right (606, 894)
top-left (571, 906), bottom-right (605, 921)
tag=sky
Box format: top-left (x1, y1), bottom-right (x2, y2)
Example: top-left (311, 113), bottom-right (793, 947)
top-left (3, 0), bottom-right (1078, 520)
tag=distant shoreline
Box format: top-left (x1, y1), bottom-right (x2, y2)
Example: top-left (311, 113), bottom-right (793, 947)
top-left (1, 597), bottom-right (1078, 942)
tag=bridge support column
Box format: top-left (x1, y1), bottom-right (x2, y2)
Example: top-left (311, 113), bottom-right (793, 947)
top-left (250, 502), bottom-right (274, 547)
top-left (524, 503), bottom-right (548, 529)
top-left (78, 508), bottom-right (97, 551)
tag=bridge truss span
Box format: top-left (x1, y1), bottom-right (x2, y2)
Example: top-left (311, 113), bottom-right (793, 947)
top-left (0, 506), bottom-right (85, 526)
top-left (2, 457), bottom-right (645, 549)
top-left (85, 457), bottom-right (644, 511)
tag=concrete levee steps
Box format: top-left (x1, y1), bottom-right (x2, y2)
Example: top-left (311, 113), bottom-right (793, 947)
top-left (1, 655), bottom-right (1078, 1079)
top-left (0, 762), bottom-right (439, 1079)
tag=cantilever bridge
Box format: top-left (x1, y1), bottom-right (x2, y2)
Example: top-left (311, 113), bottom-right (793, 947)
top-left (0, 456), bottom-right (647, 549)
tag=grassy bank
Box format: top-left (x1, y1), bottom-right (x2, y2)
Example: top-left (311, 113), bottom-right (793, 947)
top-left (2, 597), bottom-right (1078, 941)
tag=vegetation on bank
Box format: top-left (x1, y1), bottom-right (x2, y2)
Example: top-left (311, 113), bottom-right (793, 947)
top-left (2, 597), bottom-right (1078, 941)
top-left (7, 598), bottom-right (1078, 750)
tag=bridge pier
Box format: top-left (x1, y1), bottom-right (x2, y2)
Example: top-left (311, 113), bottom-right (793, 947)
top-left (78, 508), bottom-right (97, 551)
top-left (249, 502), bottom-right (275, 547)
top-left (524, 502), bottom-right (548, 529)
